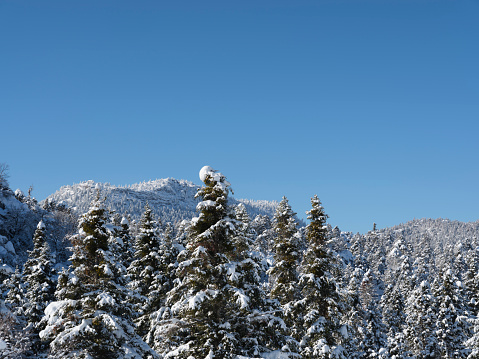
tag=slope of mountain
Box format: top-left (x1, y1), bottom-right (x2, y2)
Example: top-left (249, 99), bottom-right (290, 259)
top-left (44, 178), bottom-right (279, 225)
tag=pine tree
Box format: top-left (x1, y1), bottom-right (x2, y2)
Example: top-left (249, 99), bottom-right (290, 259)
top-left (160, 166), bottom-right (289, 358)
top-left (433, 266), bottom-right (470, 358)
top-left (4, 266), bottom-right (25, 320)
top-left (404, 280), bottom-right (439, 359)
top-left (359, 270), bottom-right (388, 359)
top-left (342, 267), bottom-right (365, 359)
top-left (144, 219), bottom-right (180, 352)
top-left (127, 203), bottom-right (164, 338)
top-left (23, 221), bottom-right (54, 320)
top-left (380, 284), bottom-right (409, 358)
top-left (39, 194), bottom-right (157, 359)
top-left (298, 195), bottom-right (346, 358)
top-left (0, 312), bottom-right (32, 358)
top-left (268, 196), bottom-right (301, 320)
top-left (2, 265), bottom-right (33, 357)
top-left (22, 220), bottom-right (55, 354)
top-left (112, 216), bottom-right (134, 269)
top-left (464, 247), bottom-right (479, 318)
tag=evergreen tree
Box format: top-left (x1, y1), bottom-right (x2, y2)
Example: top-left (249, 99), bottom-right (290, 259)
top-left (342, 267), bottom-right (365, 359)
top-left (0, 312), bottom-right (32, 359)
top-left (404, 280), bottom-right (439, 359)
top-left (298, 195), bottom-right (346, 358)
top-left (464, 247), bottom-right (479, 318)
top-left (22, 220), bottom-right (55, 354)
top-left (161, 166), bottom-right (289, 358)
top-left (39, 195), bottom-right (157, 359)
top-left (359, 270), bottom-right (388, 359)
top-left (4, 266), bottom-right (25, 320)
top-left (127, 203), bottom-right (163, 338)
top-left (112, 216), bottom-right (134, 269)
top-left (433, 266), bottom-right (470, 358)
top-left (380, 284), bottom-right (409, 358)
top-left (268, 196), bottom-right (301, 323)
top-left (23, 221), bottom-right (54, 321)
top-left (144, 218), bottom-right (180, 352)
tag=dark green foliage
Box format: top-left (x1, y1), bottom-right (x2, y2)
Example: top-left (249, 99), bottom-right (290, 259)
top-left (404, 280), bottom-right (439, 359)
top-left (40, 195), bottom-right (157, 359)
top-left (127, 203), bottom-right (164, 338)
top-left (269, 196), bottom-right (301, 306)
top-left (23, 221), bottom-right (54, 329)
top-left (161, 167), bottom-right (291, 358)
top-left (433, 267), bottom-right (470, 358)
top-left (298, 195), bottom-right (346, 358)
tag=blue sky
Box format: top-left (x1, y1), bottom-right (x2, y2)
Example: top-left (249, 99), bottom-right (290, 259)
top-left (1, 0), bottom-right (478, 233)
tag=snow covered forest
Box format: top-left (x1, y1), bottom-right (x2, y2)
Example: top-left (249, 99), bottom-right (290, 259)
top-left (1, 164), bottom-right (479, 358)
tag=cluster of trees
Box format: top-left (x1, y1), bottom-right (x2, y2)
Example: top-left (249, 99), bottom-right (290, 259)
top-left (1, 165), bottom-right (479, 359)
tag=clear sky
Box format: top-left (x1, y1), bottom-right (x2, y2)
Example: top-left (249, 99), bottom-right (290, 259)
top-left (1, 0), bottom-right (478, 234)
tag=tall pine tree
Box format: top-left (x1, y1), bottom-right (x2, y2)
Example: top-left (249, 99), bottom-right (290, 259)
top-left (39, 194), bottom-right (157, 359)
top-left (22, 220), bottom-right (55, 354)
top-left (298, 195), bottom-right (346, 358)
top-left (127, 203), bottom-right (164, 339)
top-left (160, 166), bottom-right (289, 358)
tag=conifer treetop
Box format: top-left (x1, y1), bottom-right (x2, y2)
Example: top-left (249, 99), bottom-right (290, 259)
top-left (305, 194), bottom-right (329, 247)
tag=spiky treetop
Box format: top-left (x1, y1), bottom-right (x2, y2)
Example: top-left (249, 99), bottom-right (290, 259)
top-left (404, 280), bottom-right (438, 358)
top-left (189, 166), bottom-right (233, 256)
top-left (23, 220), bottom-right (54, 331)
top-left (298, 196), bottom-right (345, 359)
top-left (40, 196), bottom-right (158, 359)
top-left (129, 203), bottom-right (162, 296)
top-left (160, 167), bottom-right (290, 358)
top-left (71, 195), bottom-right (109, 277)
top-left (274, 196), bottom-right (297, 241)
top-left (305, 195), bottom-right (328, 247)
top-left (269, 196), bottom-right (300, 306)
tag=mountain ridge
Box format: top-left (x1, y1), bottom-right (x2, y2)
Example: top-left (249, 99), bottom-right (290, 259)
top-left (44, 177), bottom-right (279, 225)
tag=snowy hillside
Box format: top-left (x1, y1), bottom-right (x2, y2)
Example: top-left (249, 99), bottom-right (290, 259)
top-left (0, 186), bottom-right (74, 268)
top-left (44, 178), bottom-right (278, 224)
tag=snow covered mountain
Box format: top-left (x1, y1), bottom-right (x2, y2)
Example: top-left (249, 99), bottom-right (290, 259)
top-left (44, 178), bottom-right (278, 225)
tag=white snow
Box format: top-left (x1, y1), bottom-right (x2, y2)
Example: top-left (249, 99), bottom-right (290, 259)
top-left (44, 300), bottom-right (69, 322)
top-left (0, 339), bottom-right (7, 350)
top-left (0, 247), bottom-right (8, 256)
top-left (260, 351), bottom-right (292, 359)
top-left (233, 288), bottom-right (250, 309)
top-left (97, 293), bottom-right (116, 307)
top-left (188, 289), bottom-right (218, 309)
top-left (196, 200), bottom-right (216, 211)
top-left (199, 166), bottom-right (215, 182)
top-left (5, 241), bottom-right (15, 254)
top-left (188, 291), bottom-right (207, 309)
top-left (103, 264), bottom-right (113, 276)
top-left (0, 264), bottom-right (14, 275)
top-left (37, 220), bottom-right (46, 230)
top-left (120, 216), bottom-right (129, 225)
top-left (199, 165), bottom-right (231, 188)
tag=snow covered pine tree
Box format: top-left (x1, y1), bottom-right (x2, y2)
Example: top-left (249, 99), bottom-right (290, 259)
top-left (298, 195), bottom-right (346, 358)
top-left (160, 166), bottom-right (290, 358)
top-left (40, 193), bottom-right (157, 359)
top-left (22, 220), bottom-right (55, 354)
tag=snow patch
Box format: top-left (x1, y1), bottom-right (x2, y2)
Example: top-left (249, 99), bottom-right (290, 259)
top-left (199, 166), bottom-right (215, 182)
top-left (37, 220), bottom-right (46, 230)
top-left (97, 293), bottom-right (116, 307)
top-left (4, 241), bottom-right (15, 254)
